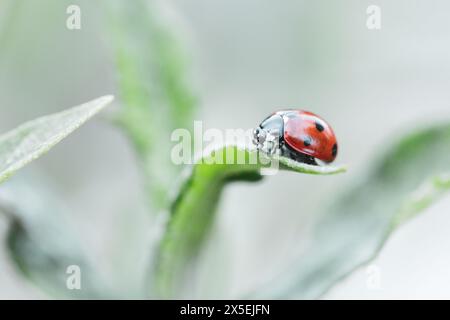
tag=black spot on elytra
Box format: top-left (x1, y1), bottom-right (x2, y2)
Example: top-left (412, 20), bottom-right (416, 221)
top-left (304, 136), bottom-right (312, 147)
top-left (332, 143), bottom-right (338, 157)
top-left (315, 121), bottom-right (324, 132)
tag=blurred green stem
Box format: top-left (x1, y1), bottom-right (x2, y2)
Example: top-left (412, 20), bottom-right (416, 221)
top-left (105, 0), bottom-right (196, 211)
top-left (153, 146), bottom-right (346, 298)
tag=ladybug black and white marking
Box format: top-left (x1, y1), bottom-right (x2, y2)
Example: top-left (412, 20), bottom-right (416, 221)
top-left (253, 109), bottom-right (338, 165)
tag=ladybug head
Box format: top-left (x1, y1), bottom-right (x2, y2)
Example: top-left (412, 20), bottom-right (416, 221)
top-left (252, 127), bottom-right (266, 145)
top-left (253, 113), bottom-right (284, 155)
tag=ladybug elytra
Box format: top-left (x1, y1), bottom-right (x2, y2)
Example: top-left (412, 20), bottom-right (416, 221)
top-left (253, 109), bottom-right (338, 165)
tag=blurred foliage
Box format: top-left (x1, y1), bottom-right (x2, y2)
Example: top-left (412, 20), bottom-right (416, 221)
top-left (0, 96), bottom-right (113, 296)
top-left (0, 0), bottom-right (22, 56)
top-left (154, 146), bottom-right (346, 298)
top-left (251, 123), bottom-right (450, 298)
top-left (2, 175), bottom-right (110, 298)
top-left (105, 0), bottom-right (197, 211)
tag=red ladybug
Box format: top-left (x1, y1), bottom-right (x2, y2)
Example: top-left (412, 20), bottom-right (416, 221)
top-left (253, 109), bottom-right (338, 165)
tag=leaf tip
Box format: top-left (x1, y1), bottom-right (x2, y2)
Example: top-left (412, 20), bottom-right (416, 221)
top-left (98, 95), bottom-right (115, 106)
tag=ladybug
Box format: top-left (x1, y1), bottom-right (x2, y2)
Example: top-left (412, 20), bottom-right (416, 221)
top-left (253, 109), bottom-right (338, 165)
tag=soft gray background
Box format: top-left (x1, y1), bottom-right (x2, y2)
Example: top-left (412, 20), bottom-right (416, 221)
top-left (1, 0), bottom-right (450, 299)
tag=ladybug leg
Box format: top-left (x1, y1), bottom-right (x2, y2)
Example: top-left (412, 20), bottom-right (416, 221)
top-left (265, 130), bottom-right (280, 154)
top-left (280, 142), bottom-right (317, 165)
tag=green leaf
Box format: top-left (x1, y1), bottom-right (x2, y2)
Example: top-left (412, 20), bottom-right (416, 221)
top-left (153, 145), bottom-right (346, 298)
top-left (1, 175), bottom-right (111, 298)
top-left (0, 95), bottom-right (113, 184)
top-left (0, 95), bottom-right (113, 297)
top-left (105, 0), bottom-right (197, 210)
top-left (252, 122), bottom-right (450, 299)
